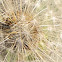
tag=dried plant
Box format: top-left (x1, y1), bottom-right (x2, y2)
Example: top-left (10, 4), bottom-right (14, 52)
top-left (0, 0), bottom-right (62, 62)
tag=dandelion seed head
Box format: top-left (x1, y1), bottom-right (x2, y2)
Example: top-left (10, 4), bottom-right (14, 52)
top-left (0, 0), bottom-right (62, 62)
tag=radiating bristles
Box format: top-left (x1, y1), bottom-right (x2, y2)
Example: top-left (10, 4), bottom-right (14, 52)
top-left (0, 0), bottom-right (62, 62)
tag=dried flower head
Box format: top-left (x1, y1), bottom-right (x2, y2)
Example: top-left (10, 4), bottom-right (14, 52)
top-left (0, 0), bottom-right (62, 62)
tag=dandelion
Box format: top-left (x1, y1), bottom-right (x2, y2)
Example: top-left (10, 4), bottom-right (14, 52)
top-left (0, 0), bottom-right (62, 62)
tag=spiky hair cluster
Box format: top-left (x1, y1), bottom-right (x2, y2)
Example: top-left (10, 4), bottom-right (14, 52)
top-left (0, 0), bottom-right (62, 62)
